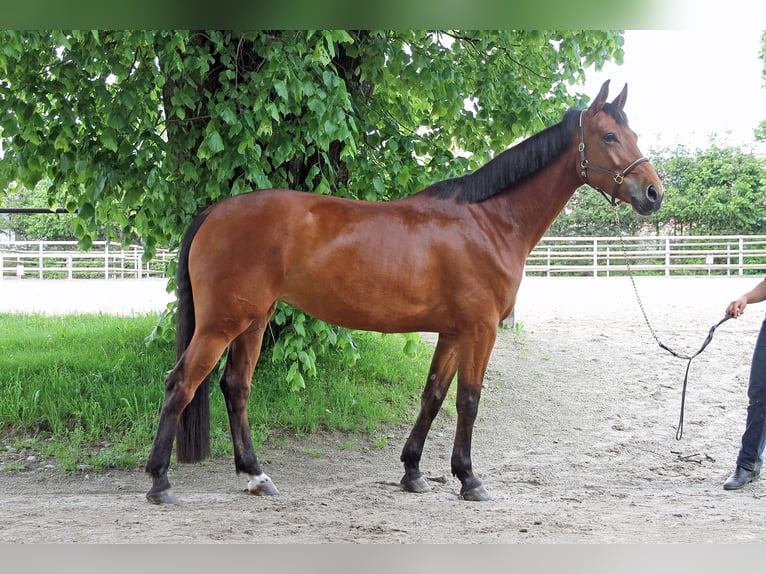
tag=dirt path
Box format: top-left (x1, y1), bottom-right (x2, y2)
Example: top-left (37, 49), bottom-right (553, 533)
top-left (2, 276), bottom-right (765, 543)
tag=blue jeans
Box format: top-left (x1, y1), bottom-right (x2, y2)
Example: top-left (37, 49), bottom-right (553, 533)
top-left (736, 316), bottom-right (766, 472)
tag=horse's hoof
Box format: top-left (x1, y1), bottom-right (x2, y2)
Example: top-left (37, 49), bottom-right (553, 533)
top-left (461, 484), bottom-right (493, 502)
top-left (401, 475), bottom-right (432, 494)
top-left (146, 489), bottom-right (178, 505)
top-left (248, 473), bottom-right (280, 496)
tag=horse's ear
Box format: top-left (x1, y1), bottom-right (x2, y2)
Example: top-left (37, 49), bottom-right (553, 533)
top-left (611, 83), bottom-right (628, 110)
top-left (587, 80), bottom-right (610, 116)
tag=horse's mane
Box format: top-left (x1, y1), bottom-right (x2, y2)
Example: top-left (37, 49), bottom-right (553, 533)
top-left (428, 103), bottom-right (628, 204)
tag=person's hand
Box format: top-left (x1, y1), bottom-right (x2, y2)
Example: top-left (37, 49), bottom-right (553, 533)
top-left (727, 296), bottom-right (748, 318)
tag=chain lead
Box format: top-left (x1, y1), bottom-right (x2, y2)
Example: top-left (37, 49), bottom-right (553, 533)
top-left (612, 206), bottom-right (663, 345)
top-left (610, 205), bottom-right (732, 440)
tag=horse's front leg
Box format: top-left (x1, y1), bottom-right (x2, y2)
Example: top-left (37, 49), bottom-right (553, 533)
top-left (400, 334), bottom-right (458, 493)
top-left (451, 328), bottom-right (497, 501)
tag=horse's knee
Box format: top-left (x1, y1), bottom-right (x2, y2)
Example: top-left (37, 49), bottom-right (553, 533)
top-left (219, 373), bottom-right (250, 405)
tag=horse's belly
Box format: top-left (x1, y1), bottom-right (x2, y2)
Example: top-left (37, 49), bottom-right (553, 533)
top-left (280, 281), bottom-right (449, 334)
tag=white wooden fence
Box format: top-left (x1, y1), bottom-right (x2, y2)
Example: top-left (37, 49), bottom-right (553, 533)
top-left (4, 236), bottom-right (766, 281)
top-left (0, 241), bottom-right (172, 280)
top-left (526, 235), bottom-right (766, 277)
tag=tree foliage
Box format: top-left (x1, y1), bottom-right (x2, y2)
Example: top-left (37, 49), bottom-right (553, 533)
top-left (0, 180), bottom-right (75, 240)
top-left (758, 31), bottom-right (766, 143)
top-left (652, 144), bottom-right (766, 235)
top-left (547, 186), bottom-right (647, 236)
top-left (0, 30), bottom-right (625, 385)
top-left (549, 142), bottom-right (766, 237)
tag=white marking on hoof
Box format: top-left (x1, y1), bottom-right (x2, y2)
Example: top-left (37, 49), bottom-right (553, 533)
top-left (247, 473), bottom-right (280, 496)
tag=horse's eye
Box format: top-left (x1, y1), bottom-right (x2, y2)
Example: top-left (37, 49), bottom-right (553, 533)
top-left (603, 133), bottom-right (618, 143)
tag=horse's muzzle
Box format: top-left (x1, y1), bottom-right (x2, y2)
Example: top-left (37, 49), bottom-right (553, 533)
top-left (631, 184), bottom-right (663, 215)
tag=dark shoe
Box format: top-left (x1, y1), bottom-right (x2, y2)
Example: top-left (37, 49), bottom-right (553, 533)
top-left (723, 465), bottom-right (760, 490)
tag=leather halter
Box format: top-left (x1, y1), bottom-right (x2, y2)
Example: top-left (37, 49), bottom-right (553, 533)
top-left (578, 110), bottom-right (649, 206)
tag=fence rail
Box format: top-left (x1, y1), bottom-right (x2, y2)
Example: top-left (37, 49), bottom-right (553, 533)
top-left (0, 241), bottom-right (172, 280)
top-left (4, 236), bottom-right (766, 281)
top-left (526, 235), bottom-right (766, 277)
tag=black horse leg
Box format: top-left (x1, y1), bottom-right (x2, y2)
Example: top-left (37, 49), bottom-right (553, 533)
top-left (220, 322), bottom-right (279, 496)
top-left (450, 329), bottom-right (496, 501)
top-left (400, 334), bottom-right (458, 493)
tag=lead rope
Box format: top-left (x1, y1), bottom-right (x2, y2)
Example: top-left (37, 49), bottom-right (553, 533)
top-left (611, 206), bottom-right (732, 439)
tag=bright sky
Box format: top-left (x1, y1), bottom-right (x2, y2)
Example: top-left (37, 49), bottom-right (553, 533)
top-left (579, 29), bottom-right (766, 155)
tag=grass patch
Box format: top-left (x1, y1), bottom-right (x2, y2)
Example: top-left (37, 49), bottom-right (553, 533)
top-left (0, 313), bottom-right (432, 471)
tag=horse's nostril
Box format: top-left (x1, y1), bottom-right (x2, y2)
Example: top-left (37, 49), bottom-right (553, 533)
top-left (646, 185), bottom-right (659, 202)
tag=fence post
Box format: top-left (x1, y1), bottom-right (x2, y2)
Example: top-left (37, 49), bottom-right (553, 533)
top-left (546, 246), bottom-right (551, 278)
top-left (739, 237), bottom-right (744, 276)
top-left (606, 246), bottom-right (610, 277)
top-left (726, 243), bottom-right (731, 277)
top-left (665, 238), bottom-right (670, 277)
top-left (38, 242), bottom-right (43, 279)
top-left (592, 238), bottom-right (598, 277)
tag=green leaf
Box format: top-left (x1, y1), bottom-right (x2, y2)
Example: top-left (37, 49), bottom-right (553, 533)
top-left (219, 106), bottom-right (238, 125)
top-left (198, 129), bottom-right (225, 159)
top-left (206, 130), bottom-right (225, 154)
top-left (403, 334), bottom-right (420, 358)
top-left (107, 112), bottom-right (126, 130)
top-left (102, 129), bottom-right (119, 152)
top-left (273, 80), bottom-right (288, 101)
top-left (287, 362), bottom-right (305, 392)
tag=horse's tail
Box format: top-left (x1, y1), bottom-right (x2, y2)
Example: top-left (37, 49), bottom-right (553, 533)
top-left (174, 211), bottom-right (211, 463)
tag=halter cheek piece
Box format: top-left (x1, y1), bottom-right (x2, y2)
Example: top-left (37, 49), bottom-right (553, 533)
top-left (578, 110), bottom-right (649, 206)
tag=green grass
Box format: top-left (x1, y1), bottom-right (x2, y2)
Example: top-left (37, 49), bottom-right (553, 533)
top-left (0, 313), bottom-right (432, 472)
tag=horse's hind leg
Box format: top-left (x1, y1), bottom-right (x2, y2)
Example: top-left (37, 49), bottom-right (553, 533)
top-left (220, 316), bottom-right (279, 496)
top-left (146, 333), bottom-right (231, 504)
top-left (400, 334), bottom-right (458, 493)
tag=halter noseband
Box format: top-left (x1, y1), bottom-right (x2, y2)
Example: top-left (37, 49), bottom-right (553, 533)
top-left (578, 110), bottom-right (649, 206)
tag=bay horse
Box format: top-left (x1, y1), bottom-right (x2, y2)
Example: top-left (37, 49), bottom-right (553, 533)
top-left (145, 80), bottom-right (663, 504)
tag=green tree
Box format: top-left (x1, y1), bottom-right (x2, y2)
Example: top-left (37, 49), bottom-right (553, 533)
top-left (757, 31), bottom-right (766, 142)
top-left (548, 185), bottom-right (648, 236)
top-left (0, 30), bottom-right (625, 384)
top-left (652, 143), bottom-right (766, 235)
top-left (0, 180), bottom-right (75, 240)
top-left (550, 142), bottom-right (766, 237)
top-left (0, 178), bottom-right (118, 241)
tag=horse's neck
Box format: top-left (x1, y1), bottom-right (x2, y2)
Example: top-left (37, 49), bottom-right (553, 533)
top-left (485, 149), bottom-right (582, 253)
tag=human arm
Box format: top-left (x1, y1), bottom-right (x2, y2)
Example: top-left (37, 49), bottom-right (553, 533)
top-left (726, 277), bottom-right (766, 318)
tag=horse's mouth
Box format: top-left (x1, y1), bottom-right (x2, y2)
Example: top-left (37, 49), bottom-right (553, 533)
top-left (631, 191), bottom-right (663, 216)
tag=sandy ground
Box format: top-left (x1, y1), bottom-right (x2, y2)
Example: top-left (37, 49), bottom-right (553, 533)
top-left (1, 275), bottom-right (765, 543)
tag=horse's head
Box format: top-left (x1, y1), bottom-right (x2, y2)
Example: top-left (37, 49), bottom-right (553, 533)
top-left (578, 80), bottom-right (664, 215)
